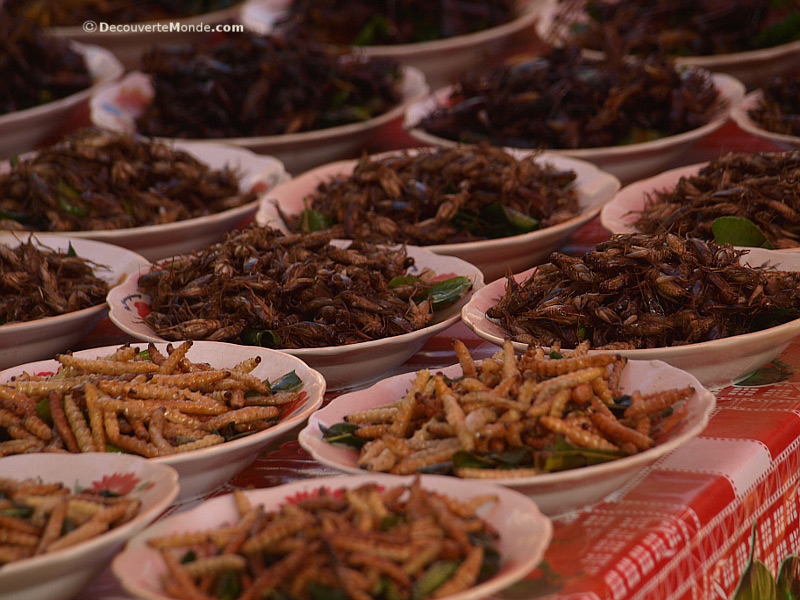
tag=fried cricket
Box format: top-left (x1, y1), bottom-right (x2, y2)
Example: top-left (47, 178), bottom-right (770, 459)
top-left (322, 340), bottom-right (694, 475)
top-left (0, 341), bottom-right (305, 458)
top-left (149, 480), bottom-right (501, 600)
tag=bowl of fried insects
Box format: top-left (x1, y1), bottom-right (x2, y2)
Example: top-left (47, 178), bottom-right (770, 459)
top-left (731, 79), bottom-right (800, 151)
top-left (462, 232), bottom-right (800, 387)
top-left (535, 0), bottom-right (800, 89)
top-left (0, 452), bottom-right (178, 600)
top-left (601, 151), bottom-right (800, 250)
top-left (404, 44), bottom-right (744, 184)
top-left (0, 16), bottom-right (123, 158)
top-left (90, 29), bottom-right (428, 175)
top-left (106, 226), bottom-right (483, 390)
top-left (0, 340), bottom-right (325, 501)
top-left (0, 234), bottom-right (149, 370)
top-left (257, 145), bottom-right (620, 282)
top-left (6, 0), bottom-right (245, 69)
top-left (0, 128), bottom-right (289, 261)
top-left (112, 473), bottom-right (552, 600)
top-left (299, 339), bottom-right (714, 515)
top-left (241, 0), bottom-right (547, 87)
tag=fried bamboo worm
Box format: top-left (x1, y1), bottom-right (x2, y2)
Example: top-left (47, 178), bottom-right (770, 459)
top-left (48, 391), bottom-right (79, 453)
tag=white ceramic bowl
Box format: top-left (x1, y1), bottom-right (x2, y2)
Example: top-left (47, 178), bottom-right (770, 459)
top-left (112, 473), bottom-right (553, 600)
top-left (0, 341), bottom-right (326, 501)
top-left (461, 247), bottom-right (800, 388)
top-left (600, 161), bottom-right (711, 236)
top-left (107, 243), bottom-right (484, 390)
top-left (534, 0), bottom-right (800, 89)
top-left (298, 361), bottom-right (714, 515)
top-left (256, 149), bottom-right (620, 282)
top-left (404, 73), bottom-right (745, 184)
top-left (3, 142), bottom-right (289, 261)
top-left (0, 234), bottom-right (149, 370)
top-left (241, 0), bottom-right (546, 88)
top-left (48, 3), bottom-right (244, 68)
top-left (90, 67), bottom-right (429, 175)
top-left (0, 452), bottom-right (178, 600)
top-left (600, 159), bottom-right (800, 245)
top-left (0, 42), bottom-right (123, 159)
top-left (731, 90), bottom-right (800, 151)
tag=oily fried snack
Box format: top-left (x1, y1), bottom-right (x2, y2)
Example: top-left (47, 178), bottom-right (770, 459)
top-left (0, 15), bottom-right (90, 116)
top-left (418, 45), bottom-right (721, 150)
top-left (634, 152), bottom-right (800, 249)
top-left (0, 237), bottom-right (109, 325)
top-left (0, 341), bottom-right (303, 458)
top-left (559, 0), bottom-right (800, 57)
top-left (149, 479), bottom-right (501, 600)
top-left (326, 340), bottom-right (693, 476)
top-left (136, 32), bottom-right (402, 139)
top-left (0, 477), bottom-right (141, 564)
top-left (278, 0), bottom-right (515, 45)
top-left (138, 226), bottom-right (471, 348)
top-left (487, 233), bottom-right (800, 349)
top-left (748, 75), bottom-right (800, 137)
top-left (280, 145), bottom-right (579, 246)
top-left (0, 128), bottom-right (258, 233)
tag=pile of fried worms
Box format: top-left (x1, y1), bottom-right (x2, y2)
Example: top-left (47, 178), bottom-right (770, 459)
top-left (417, 45), bottom-right (721, 149)
top-left (136, 32), bottom-right (402, 139)
top-left (486, 233), bottom-right (800, 349)
top-left (0, 238), bottom-right (108, 324)
top-left (0, 128), bottom-right (257, 232)
top-left (148, 480), bottom-right (500, 600)
top-left (280, 146), bottom-right (579, 245)
top-left (747, 75), bottom-right (800, 137)
top-left (139, 226), bottom-right (464, 348)
top-left (634, 151), bottom-right (800, 249)
top-left (326, 340), bottom-right (693, 475)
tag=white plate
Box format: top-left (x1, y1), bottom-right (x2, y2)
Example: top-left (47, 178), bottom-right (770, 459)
top-left (0, 234), bottom-right (149, 370)
top-left (600, 161), bottom-right (711, 236)
top-left (3, 141), bottom-right (289, 261)
top-left (107, 243), bottom-right (484, 390)
top-left (461, 248), bottom-right (800, 388)
top-left (534, 0), bottom-right (800, 89)
top-left (731, 90), bottom-right (800, 151)
top-left (0, 341), bottom-right (326, 501)
top-left (241, 0), bottom-right (547, 87)
top-left (90, 67), bottom-right (429, 175)
top-left (0, 453), bottom-right (178, 600)
top-left (298, 361), bottom-right (714, 516)
top-left (49, 3), bottom-right (244, 68)
top-left (112, 473), bottom-right (553, 600)
top-left (0, 42), bottom-right (123, 159)
top-left (600, 158), bottom-right (800, 246)
top-left (404, 72), bottom-right (745, 184)
top-left (256, 148), bottom-right (620, 282)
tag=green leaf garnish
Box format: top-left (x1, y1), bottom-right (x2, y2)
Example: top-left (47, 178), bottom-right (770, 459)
top-left (320, 422), bottom-right (367, 449)
top-left (243, 329), bottom-right (281, 348)
top-left (270, 370), bottom-right (302, 393)
top-left (711, 216), bottom-right (773, 248)
top-left (299, 208), bottom-right (331, 233)
top-left (415, 276), bottom-right (472, 310)
top-left (412, 561), bottom-right (459, 600)
top-left (216, 571), bottom-right (242, 600)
